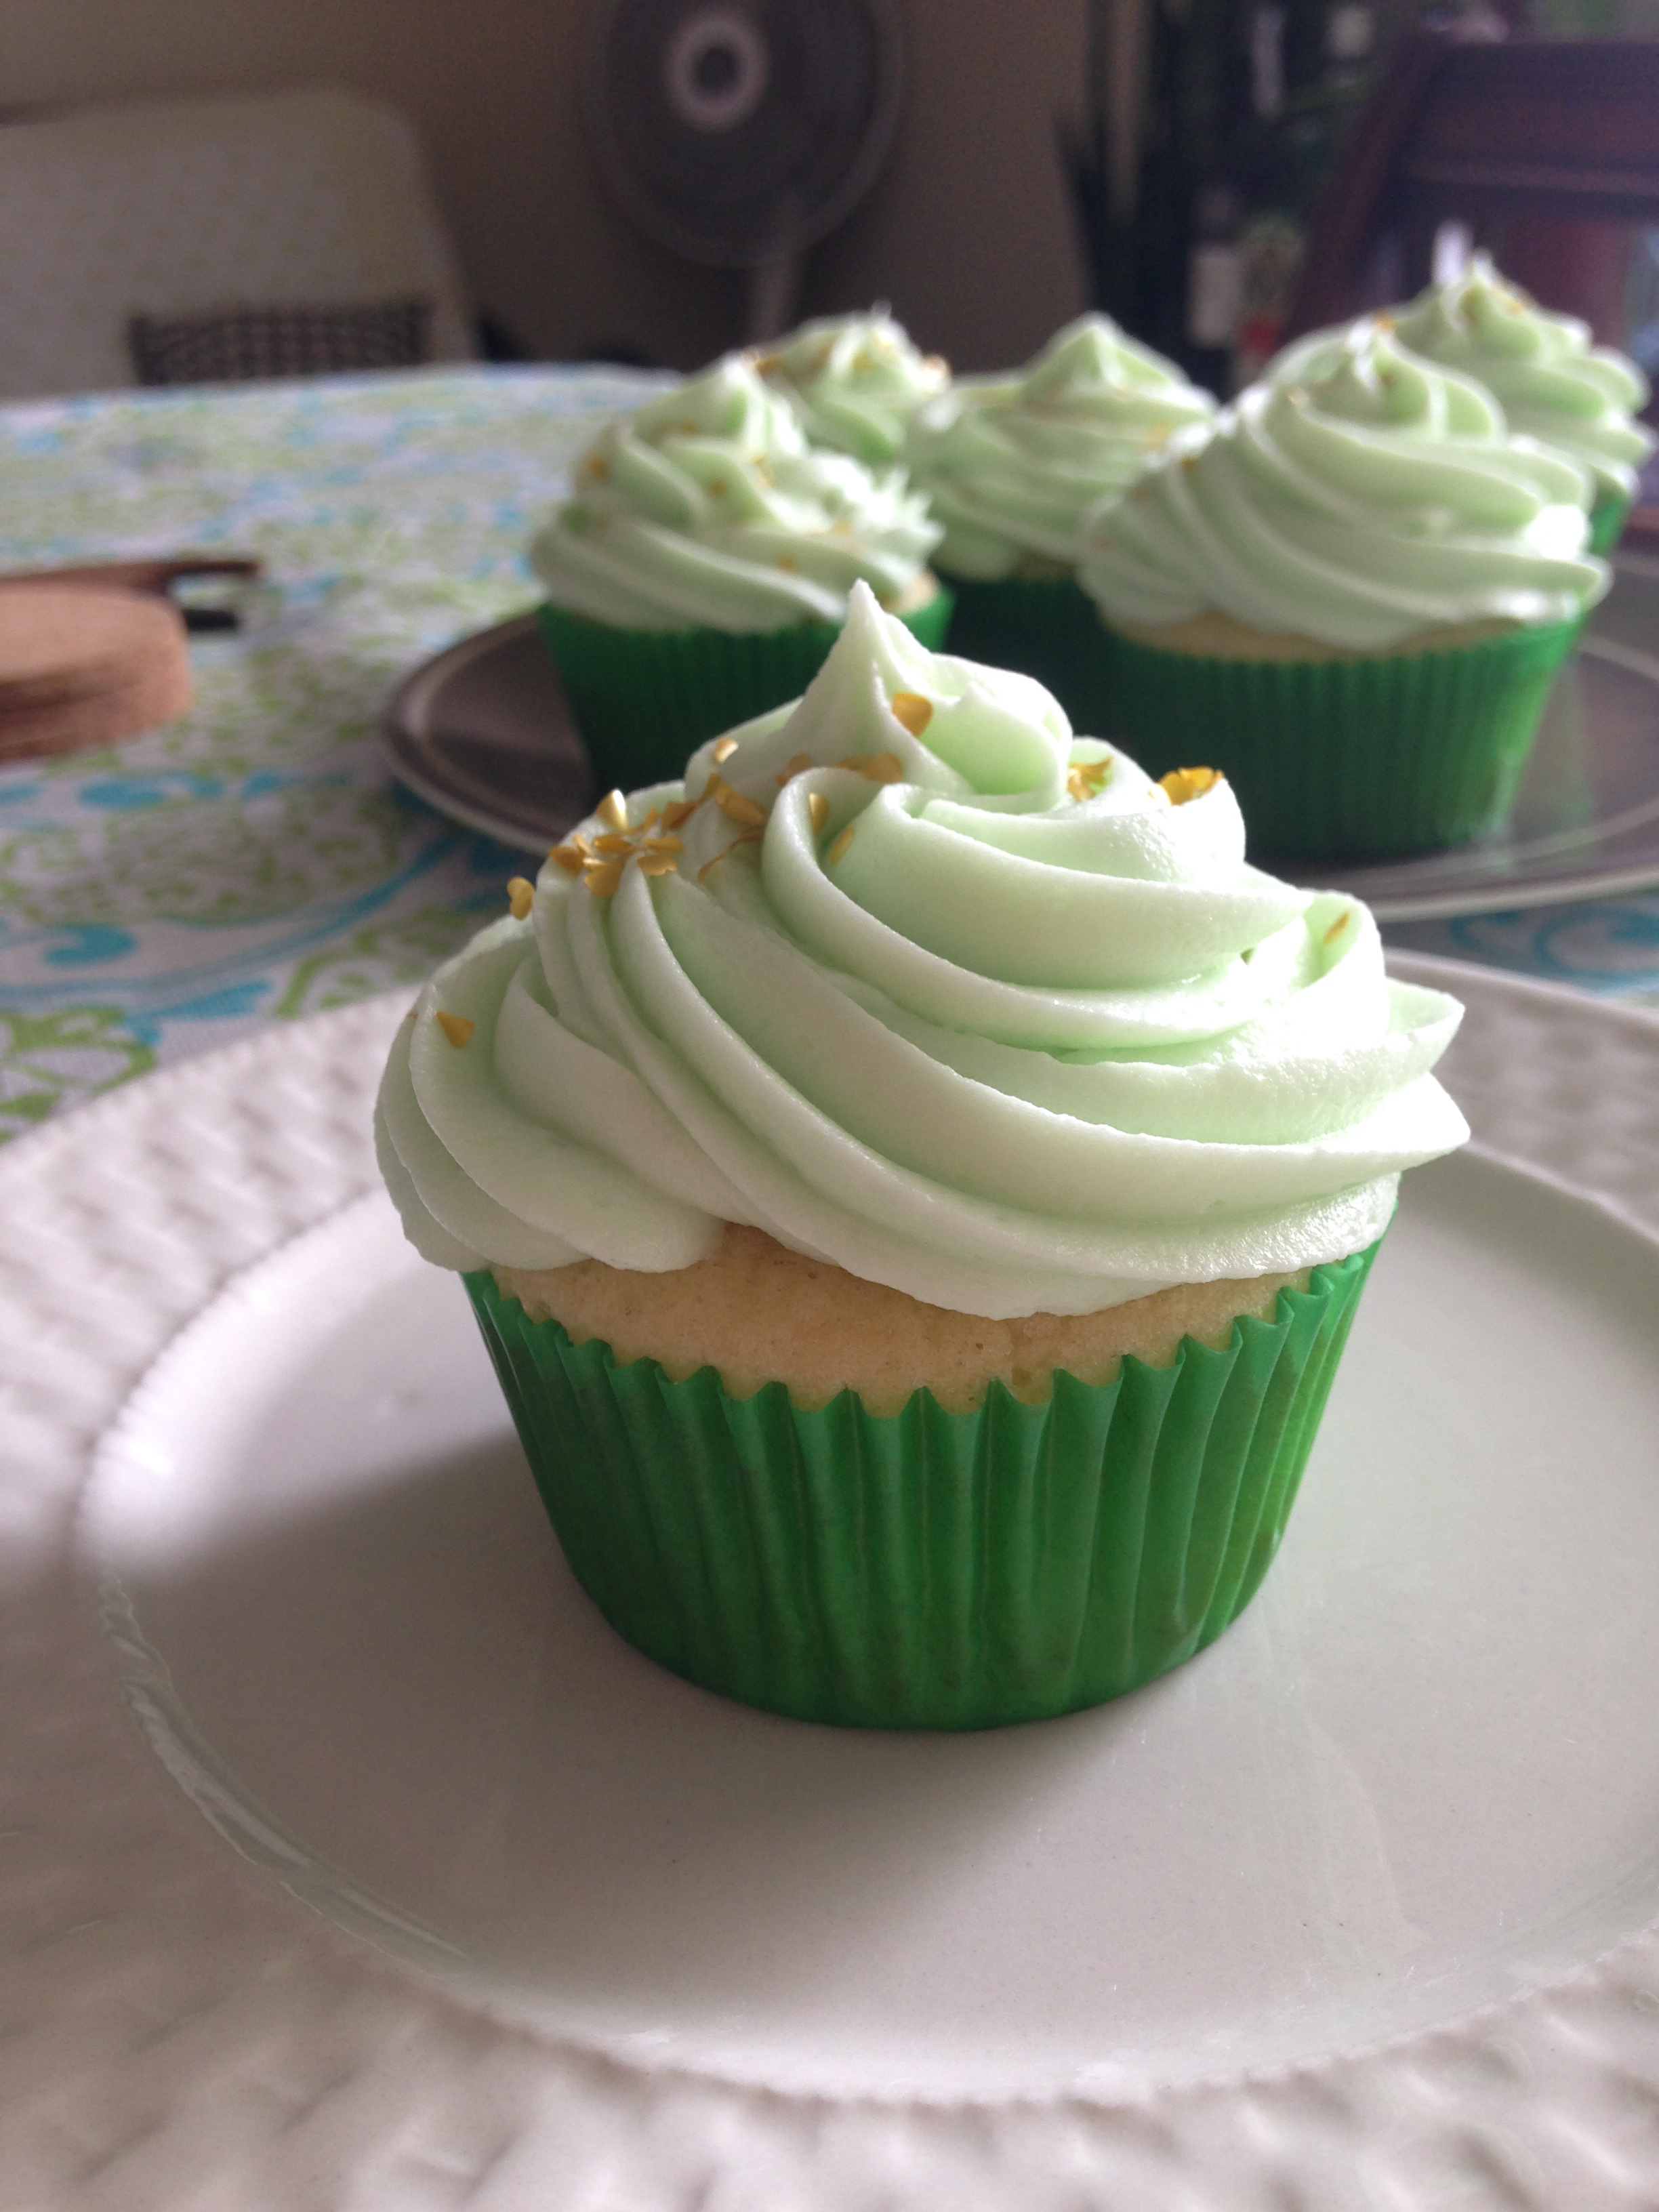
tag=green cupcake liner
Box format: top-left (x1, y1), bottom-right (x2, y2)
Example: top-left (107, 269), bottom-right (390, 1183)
top-left (1105, 619), bottom-right (1580, 861)
top-left (1589, 492), bottom-right (1632, 558)
top-left (465, 1242), bottom-right (1378, 1730)
top-left (540, 586), bottom-right (955, 792)
top-left (940, 573), bottom-right (1118, 737)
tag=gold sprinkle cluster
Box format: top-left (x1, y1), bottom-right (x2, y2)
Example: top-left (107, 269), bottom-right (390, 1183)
top-left (550, 787), bottom-right (686, 898)
top-left (547, 732), bottom-right (919, 900)
top-left (1158, 765), bottom-right (1221, 806)
top-left (1067, 755), bottom-right (1113, 802)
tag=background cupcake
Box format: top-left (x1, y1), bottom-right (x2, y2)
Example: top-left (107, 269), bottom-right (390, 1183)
top-left (904, 313), bottom-right (1214, 732)
top-left (531, 354), bottom-right (947, 787)
top-left (1081, 323), bottom-right (1607, 860)
top-left (1370, 258), bottom-right (1652, 556)
top-left (752, 306), bottom-right (949, 466)
top-left (377, 587), bottom-right (1468, 1729)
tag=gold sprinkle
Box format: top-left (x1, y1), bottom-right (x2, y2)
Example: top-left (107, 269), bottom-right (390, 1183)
top-left (1323, 910), bottom-right (1352, 945)
top-left (827, 823), bottom-right (857, 865)
top-left (586, 453), bottom-right (609, 480)
top-left (596, 789), bottom-right (628, 831)
top-left (716, 786), bottom-right (768, 829)
top-left (662, 797), bottom-right (700, 830)
top-left (777, 555), bottom-right (797, 571)
top-left (551, 840), bottom-right (587, 874)
top-left (861, 752), bottom-right (903, 783)
top-left (1067, 756), bottom-right (1113, 802)
top-left (583, 860), bottom-right (625, 897)
top-left (1180, 453), bottom-right (1197, 471)
top-left (708, 479), bottom-right (728, 497)
top-left (636, 853), bottom-right (678, 877)
top-left (642, 832), bottom-right (684, 854)
top-left (774, 752), bottom-right (814, 786)
top-left (711, 735), bottom-right (739, 764)
top-left (590, 832), bottom-right (632, 855)
top-left (1374, 312), bottom-right (1395, 333)
top-left (808, 791), bottom-right (830, 834)
top-left (751, 350), bottom-right (780, 375)
top-left (435, 1010), bottom-right (474, 1048)
top-left (507, 876), bottom-right (535, 919)
top-left (889, 691), bottom-right (933, 736)
top-left (1158, 766), bottom-right (1221, 806)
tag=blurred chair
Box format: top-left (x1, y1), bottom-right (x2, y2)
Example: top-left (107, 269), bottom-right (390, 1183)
top-left (0, 86), bottom-right (474, 400)
top-left (1282, 37), bottom-right (1659, 350)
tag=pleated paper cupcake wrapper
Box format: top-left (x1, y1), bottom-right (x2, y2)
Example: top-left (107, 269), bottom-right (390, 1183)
top-left (1589, 492), bottom-right (1633, 558)
top-left (465, 1242), bottom-right (1378, 1731)
top-left (941, 573), bottom-right (1118, 739)
top-left (540, 586), bottom-right (954, 793)
top-left (1105, 619), bottom-right (1579, 861)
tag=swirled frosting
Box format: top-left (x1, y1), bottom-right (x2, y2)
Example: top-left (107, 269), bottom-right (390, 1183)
top-left (377, 586), bottom-right (1467, 1319)
top-left (1080, 323), bottom-right (1606, 651)
top-left (904, 315), bottom-right (1217, 579)
top-left (1387, 258), bottom-right (1654, 503)
top-left (529, 354), bottom-right (941, 632)
top-left (753, 308), bottom-right (949, 465)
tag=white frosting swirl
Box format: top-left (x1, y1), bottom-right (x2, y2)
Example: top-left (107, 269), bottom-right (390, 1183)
top-left (1379, 258), bottom-right (1653, 504)
top-left (1080, 322), bottom-right (1606, 651)
top-left (905, 315), bottom-right (1217, 579)
top-left (529, 354), bottom-right (940, 633)
top-left (378, 588), bottom-right (1468, 1318)
top-left (754, 308), bottom-right (949, 465)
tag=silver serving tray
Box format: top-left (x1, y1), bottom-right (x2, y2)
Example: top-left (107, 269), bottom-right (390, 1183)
top-left (382, 561), bottom-right (1659, 924)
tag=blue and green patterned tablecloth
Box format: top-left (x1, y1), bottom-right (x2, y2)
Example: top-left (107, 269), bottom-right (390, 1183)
top-left (0, 363), bottom-right (1655, 1142)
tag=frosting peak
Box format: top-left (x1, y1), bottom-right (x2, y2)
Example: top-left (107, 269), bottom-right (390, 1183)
top-left (379, 587), bottom-right (1467, 1319)
top-left (905, 314), bottom-right (1216, 579)
top-left (753, 308), bottom-right (949, 464)
top-left (1388, 255), bottom-right (1656, 502)
top-left (1081, 321), bottom-right (1607, 651)
top-left (529, 355), bottom-right (940, 634)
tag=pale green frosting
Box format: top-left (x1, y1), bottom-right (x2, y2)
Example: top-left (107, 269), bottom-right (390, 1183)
top-left (1389, 257), bottom-right (1654, 504)
top-left (1080, 323), bottom-right (1607, 651)
top-left (904, 315), bottom-right (1217, 580)
top-left (529, 354), bottom-right (941, 633)
top-left (754, 308), bottom-right (949, 465)
top-left (378, 588), bottom-right (1467, 1319)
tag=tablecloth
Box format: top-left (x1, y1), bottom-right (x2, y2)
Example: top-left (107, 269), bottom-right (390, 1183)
top-left (0, 363), bottom-right (1655, 1145)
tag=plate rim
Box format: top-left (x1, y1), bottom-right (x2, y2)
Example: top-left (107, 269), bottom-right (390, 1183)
top-left (5, 960), bottom-right (1659, 2208)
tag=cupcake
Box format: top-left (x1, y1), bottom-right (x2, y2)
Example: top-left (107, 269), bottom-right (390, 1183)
top-left (376, 585), bottom-right (1468, 1730)
top-left (904, 314), bottom-right (1215, 731)
top-left (1288, 257), bottom-right (1654, 557)
top-left (531, 354), bottom-right (948, 788)
top-left (1080, 322), bottom-right (1608, 861)
top-left (751, 306), bottom-right (949, 465)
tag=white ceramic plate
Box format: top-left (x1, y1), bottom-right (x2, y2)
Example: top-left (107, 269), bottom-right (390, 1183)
top-left (4, 958), bottom-right (1659, 2209)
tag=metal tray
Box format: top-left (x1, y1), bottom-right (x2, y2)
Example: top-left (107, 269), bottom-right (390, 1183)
top-left (382, 562), bottom-right (1659, 923)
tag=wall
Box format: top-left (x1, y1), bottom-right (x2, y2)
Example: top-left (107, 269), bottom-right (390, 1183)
top-left (0, 0), bottom-right (1088, 375)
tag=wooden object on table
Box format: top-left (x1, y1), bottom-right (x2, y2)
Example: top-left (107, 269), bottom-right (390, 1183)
top-left (0, 583), bottom-right (192, 761)
top-left (0, 556), bottom-right (264, 760)
top-left (1282, 36), bottom-right (1659, 347)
